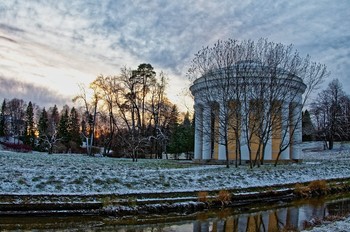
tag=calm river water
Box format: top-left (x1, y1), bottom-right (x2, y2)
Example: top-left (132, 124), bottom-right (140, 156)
top-left (1, 194), bottom-right (350, 231)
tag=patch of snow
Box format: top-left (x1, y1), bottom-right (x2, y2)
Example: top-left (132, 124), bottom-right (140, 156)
top-left (0, 142), bottom-right (350, 196)
top-left (303, 216), bottom-right (350, 232)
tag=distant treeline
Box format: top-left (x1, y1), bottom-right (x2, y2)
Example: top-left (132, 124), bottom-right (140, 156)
top-left (0, 63), bottom-right (194, 158)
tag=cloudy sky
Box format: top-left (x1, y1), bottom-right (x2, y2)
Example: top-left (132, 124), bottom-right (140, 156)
top-left (0, 0), bottom-right (349, 110)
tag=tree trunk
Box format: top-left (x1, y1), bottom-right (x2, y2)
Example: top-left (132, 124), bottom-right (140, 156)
top-left (224, 134), bottom-right (230, 168)
top-left (328, 138), bottom-right (334, 150)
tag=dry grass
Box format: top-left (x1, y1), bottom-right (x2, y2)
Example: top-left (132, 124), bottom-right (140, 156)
top-left (198, 191), bottom-right (208, 203)
top-left (280, 224), bottom-right (298, 232)
top-left (217, 190), bottom-right (231, 203)
top-left (294, 180), bottom-right (329, 198)
top-left (294, 183), bottom-right (309, 197)
top-left (308, 179), bottom-right (328, 194)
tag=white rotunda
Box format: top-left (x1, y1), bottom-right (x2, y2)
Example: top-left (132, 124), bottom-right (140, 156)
top-left (190, 60), bottom-right (307, 163)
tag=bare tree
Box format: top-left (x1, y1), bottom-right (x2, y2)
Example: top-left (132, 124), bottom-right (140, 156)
top-left (311, 79), bottom-right (348, 149)
top-left (40, 126), bottom-right (60, 154)
top-left (37, 106), bottom-right (61, 154)
top-left (188, 39), bottom-right (245, 167)
top-left (90, 75), bottom-right (124, 156)
top-left (147, 71), bottom-right (169, 158)
top-left (117, 67), bottom-right (149, 161)
top-left (73, 84), bottom-right (99, 156)
top-left (188, 38), bottom-right (329, 167)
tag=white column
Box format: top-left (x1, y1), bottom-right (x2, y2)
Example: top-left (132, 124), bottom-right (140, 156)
top-left (287, 207), bottom-right (299, 228)
top-left (277, 208), bottom-right (288, 229)
top-left (280, 102), bottom-right (290, 160)
top-left (194, 105), bottom-right (203, 160)
top-left (218, 102), bottom-right (226, 160)
top-left (264, 136), bottom-right (272, 160)
top-left (240, 103), bottom-right (249, 160)
top-left (202, 104), bottom-right (212, 160)
top-left (291, 99), bottom-right (303, 160)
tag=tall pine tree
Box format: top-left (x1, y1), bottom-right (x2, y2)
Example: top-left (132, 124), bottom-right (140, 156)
top-left (302, 110), bottom-right (315, 141)
top-left (68, 107), bottom-right (81, 149)
top-left (58, 108), bottom-right (69, 151)
top-left (49, 105), bottom-right (59, 134)
top-left (38, 108), bottom-right (49, 151)
top-left (167, 111), bottom-right (194, 158)
top-left (181, 112), bottom-right (194, 158)
top-left (24, 101), bottom-right (35, 147)
top-left (0, 99), bottom-right (6, 137)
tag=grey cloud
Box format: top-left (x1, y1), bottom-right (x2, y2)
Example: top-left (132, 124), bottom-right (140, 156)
top-left (0, 35), bottom-right (16, 43)
top-left (0, 23), bottom-right (25, 34)
top-left (0, 76), bottom-right (71, 107)
top-left (0, 0), bottom-right (349, 96)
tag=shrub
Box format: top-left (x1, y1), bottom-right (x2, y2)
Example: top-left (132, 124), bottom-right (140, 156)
top-left (52, 142), bottom-right (66, 153)
top-left (294, 180), bottom-right (329, 198)
top-left (101, 197), bottom-right (112, 207)
top-left (217, 190), bottom-right (231, 203)
top-left (0, 141), bottom-right (32, 152)
top-left (308, 180), bottom-right (328, 195)
top-left (294, 183), bottom-right (310, 197)
top-left (93, 178), bottom-right (104, 185)
top-left (198, 191), bottom-right (208, 203)
top-left (17, 177), bottom-right (28, 186)
top-left (35, 182), bottom-right (46, 190)
top-left (69, 141), bottom-right (84, 153)
top-left (127, 196), bottom-right (137, 206)
top-left (32, 176), bottom-right (42, 182)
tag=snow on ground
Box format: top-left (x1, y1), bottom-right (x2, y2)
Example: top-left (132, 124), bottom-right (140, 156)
top-left (305, 217), bottom-right (350, 232)
top-left (1, 142), bottom-right (350, 195)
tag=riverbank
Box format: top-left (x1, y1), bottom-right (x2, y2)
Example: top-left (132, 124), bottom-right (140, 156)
top-left (1, 177), bottom-right (350, 217)
top-left (1, 142), bottom-right (350, 230)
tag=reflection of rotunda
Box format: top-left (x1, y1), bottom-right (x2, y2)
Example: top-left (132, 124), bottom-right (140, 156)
top-left (190, 60), bottom-right (307, 162)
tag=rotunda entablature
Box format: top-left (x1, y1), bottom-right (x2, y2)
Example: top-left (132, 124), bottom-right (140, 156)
top-left (190, 61), bottom-right (307, 99)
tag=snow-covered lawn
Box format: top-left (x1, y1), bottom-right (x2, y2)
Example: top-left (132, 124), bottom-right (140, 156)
top-left (1, 142), bottom-right (350, 195)
top-left (305, 217), bottom-right (350, 232)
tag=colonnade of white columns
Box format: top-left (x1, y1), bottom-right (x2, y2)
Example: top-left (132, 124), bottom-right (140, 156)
top-left (218, 105), bottom-right (226, 160)
top-left (193, 99), bottom-right (303, 161)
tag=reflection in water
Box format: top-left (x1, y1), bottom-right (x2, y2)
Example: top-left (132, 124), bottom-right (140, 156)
top-left (193, 207), bottom-right (300, 231)
top-left (192, 197), bottom-right (345, 232)
top-left (1, 196), bottom-right (350, 231)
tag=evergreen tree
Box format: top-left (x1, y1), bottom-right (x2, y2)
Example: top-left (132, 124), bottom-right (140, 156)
top-left (49, 105), bottom-right (59, 133)
top-left (181, 112), bottom-right (194, 158)
top-left (58, 108), bottom-right (69, 150)
top-left (167, 105), bottom-right (179, 132)
top-left (183, 111), bottom-right (191, 127)
top-left (167, 111), bottom-right (194, 158)
top-left (38, 108), bottom-right (49, 151)
top-left (24, 101), bottom-right (35, 147)
top-left (68, 107), bottom-right (81, 148)
top-left (165, 105), bottom-right (180, 155)
top-left (38, 108), bottom-right (48, 135)
top-left (0, 99), bottom-right (6, 137)
top-left (7, 98), bottom-right (26, 143)
top-left (302, 110), bottom-right (315, 141)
